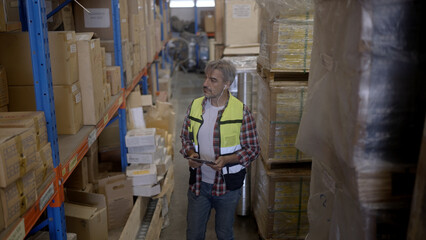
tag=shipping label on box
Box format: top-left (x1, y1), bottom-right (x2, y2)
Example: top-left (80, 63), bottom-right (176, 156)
top-left (224, 0), bottom-right (259, 45)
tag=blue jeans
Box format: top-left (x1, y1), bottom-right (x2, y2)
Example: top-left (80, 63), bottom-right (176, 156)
top-left (187, 182), bottom-right (242, 240)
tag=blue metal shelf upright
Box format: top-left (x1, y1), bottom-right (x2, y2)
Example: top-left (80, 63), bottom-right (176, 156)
top-left (21, 0), bottom-right (66, 238)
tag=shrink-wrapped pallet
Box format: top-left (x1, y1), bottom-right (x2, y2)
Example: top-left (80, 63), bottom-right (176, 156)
top-left (257, 77), bottom-right (310, 164)
top-left (253, 158), bottom-right (310, 239)
top-left (295, 0), bottom-right (425, 239)
top-left (256, 0), bottom-right (314, 72)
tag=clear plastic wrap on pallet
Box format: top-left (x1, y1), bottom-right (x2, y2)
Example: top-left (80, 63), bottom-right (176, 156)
top-left (255, 0), bottom-right (314, 19)
top-left (222, 56), bottom-right (260, 112)
top-left (308, 159), bottom-right (411, 240)
top-left (256, 0), bottom-right (314, 72)
top-left (296, 0), bottom-right (424, 176)
top-left (253, 158), bottom-right (310, 239)
top-left (257, 77), bottom-right (311, 163)
top-left (296, 0), bottom-right (425, 237)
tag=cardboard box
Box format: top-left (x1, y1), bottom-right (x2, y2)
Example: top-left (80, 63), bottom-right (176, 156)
top-left (156, 155), bottom-right (172, 177)
top-left (145, 0), bottom-right (155, 25)
top-left (256, 79), bottom-right (311, 164)
top-left (145, 24), bottom-right (156, 63)
top-left (0, 31), bottom-right (78, 85)
top-left (0, 105), bottom-right (6, 112)
top-left (65, 157), bottom-right (89, 190)
top-left (258, 10), bottom-right (313, 72)
top-left (0, 65), bottom-right (7, 107)
top-left (106, 66), bottom-right (121, 95)
top-left (97, 174), bottom-right (133, 229)
top-left (86, 140), bottom-right (99, 183)
top-left (132, 183), bottom-right (160, 197)
top-left (132, 44), bottom-right (142, 76)
top-left (0, 128), bottom-right (37, 187)
top-left (8, 83), bottom-right (83, 134)
top-left (125, 128), bottom-right (156, 147)
top-left (253, 158), bottom-right (310, 239)
top-left (65, 190), bottom-right (108, 240)
top-left (73, 0), bottom-right (128, 41)
top-left (0, 111), bottom-right (48, 151)
top-left (26, 231), bottom-right (77, 240)
top-left (204, 14), bottom-right (215, 32)
top-left (34, 143), bottom-right (54, 188)
top-left (129, 13), bottom-right (142, 44)
top-left (76, 33), bottom-right (105, 125)
top-left (98, 120), bottom-right (120, 152)
top-left (139, 28), bottom-right (148, 68)
top-left (224, 0), bottom-right (259, 46)
top-left (0, 0), bottom-right (21, 32)
top-left (127, 152), bottom-right (157, 164)
top-left (126, 164), bottom-right (157, 186)
top-left (127, 106), bottom-right (146, 130)
top-left (0, 171), bottom-right (37, 229)
top-left (154, 19), bottom-right (162, 53)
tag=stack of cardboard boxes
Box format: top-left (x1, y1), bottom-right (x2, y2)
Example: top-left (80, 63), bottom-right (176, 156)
top-left (0, 31), bottom-right (83, 134)
top-left (125, 128), bottom-right (172, 197)
top-left (0, 111), bottom-right (52, 231)
top-left (251, 1), bottom-right (314, 239)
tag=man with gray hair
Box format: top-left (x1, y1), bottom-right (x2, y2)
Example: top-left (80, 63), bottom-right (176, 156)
top-left (180, 59), bottom-right (260, 240)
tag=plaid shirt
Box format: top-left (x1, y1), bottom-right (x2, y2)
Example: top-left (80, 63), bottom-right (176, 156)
top-left (180, 96), bottom-right (260, 196)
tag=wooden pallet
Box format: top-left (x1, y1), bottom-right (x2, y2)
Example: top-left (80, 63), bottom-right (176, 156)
top-left (257, 62), bottom-right (309, 84)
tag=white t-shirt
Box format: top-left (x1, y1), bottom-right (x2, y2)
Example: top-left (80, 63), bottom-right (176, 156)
top-left (199, 100), bottom-right (224, 184)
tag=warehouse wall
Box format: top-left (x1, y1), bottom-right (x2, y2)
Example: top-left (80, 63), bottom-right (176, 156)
top-left (171, 7), bottom-right (214, 23)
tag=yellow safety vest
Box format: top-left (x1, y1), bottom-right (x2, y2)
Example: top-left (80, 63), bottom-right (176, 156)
top-left (189, 95), bottom-right (243, 165)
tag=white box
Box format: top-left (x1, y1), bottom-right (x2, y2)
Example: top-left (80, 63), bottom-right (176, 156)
top-left (132, 183), bottom-right (161, 197)
top-left (126, 164), bottom-right (157, 185)
top-left (127, 145), bottom-right (156, 154)
top-left (125, 128), bottom-right (156, 147)
top-left (127, 152), bottom-right (156, 164)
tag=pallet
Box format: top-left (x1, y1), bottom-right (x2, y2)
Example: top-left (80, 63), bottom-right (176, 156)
top-left (264, 159), bottom-right (312, 170)
top-left (257, 62), bottom-right (309, 84)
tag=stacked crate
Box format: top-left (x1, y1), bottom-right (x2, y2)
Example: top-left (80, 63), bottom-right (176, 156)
top-left (253, 1), bottom-right (314, 239)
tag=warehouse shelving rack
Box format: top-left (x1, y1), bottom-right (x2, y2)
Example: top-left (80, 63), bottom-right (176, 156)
top-left (0, 0), bottom-right (170, 239)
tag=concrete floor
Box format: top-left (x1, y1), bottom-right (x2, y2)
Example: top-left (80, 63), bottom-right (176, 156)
top-left (159, 71), bottom-right (259, 240)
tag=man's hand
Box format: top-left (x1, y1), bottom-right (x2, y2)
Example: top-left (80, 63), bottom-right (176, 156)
top-left (187, 152), bottom-right (203, 168)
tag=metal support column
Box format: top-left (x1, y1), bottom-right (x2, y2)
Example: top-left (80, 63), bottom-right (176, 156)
top-left (142, 75), bottom-right (149, 94)
top-left (160, 0), bottom-right (165, 69)
top-left (111, 0), bottom-right (127, 172)
top-left (24, 0), bottom-right (64, 238)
